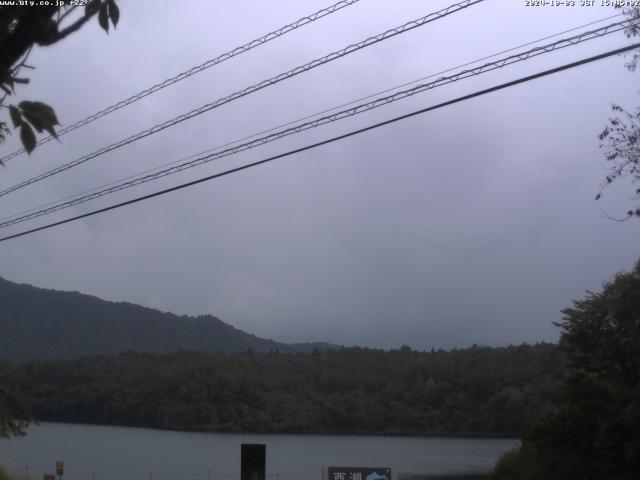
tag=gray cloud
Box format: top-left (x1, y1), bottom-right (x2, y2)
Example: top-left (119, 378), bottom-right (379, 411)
top-left (0, 0), bottom-right (638, 349)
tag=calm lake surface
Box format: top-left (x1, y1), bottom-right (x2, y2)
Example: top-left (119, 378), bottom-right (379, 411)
top-left (0, 423), bottom-right (517, 480)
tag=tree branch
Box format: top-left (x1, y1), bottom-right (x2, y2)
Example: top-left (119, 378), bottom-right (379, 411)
top-left (39, 11), bottom-right (93, 46)
top-left (600, 210), bottom-right (632, 222)
top-left (56, 6), bottom-right (78, 26)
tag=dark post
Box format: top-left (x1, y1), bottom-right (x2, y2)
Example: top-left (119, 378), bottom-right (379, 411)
top-left (240, 444), bottom-right (265, 480)
top-left (55, 462), bottom-right (64, 480)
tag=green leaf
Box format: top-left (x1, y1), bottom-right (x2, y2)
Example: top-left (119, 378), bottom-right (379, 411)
top-left (9, 105), bottom-right (23, 128)
top-left (19, 101), bottom-right (59, 124)
top-left (25, 116), bottom-right (44, 133)
top-left (0, 121), bottom-right (10, 150)
top-left (107, 0), bottom-right (119, 28)
top-left (43, 123), bottom-right (58, 140)
top-left (98, 2), bottom-right (109, 32)
top-left (19, 101), bottom-right (59, 138)
top-left (20, 123), bottom-right (36, 154)
top-left (85, 0), bottom-right (100, 16)
top-left (21, 111), bottom-right (44, 133)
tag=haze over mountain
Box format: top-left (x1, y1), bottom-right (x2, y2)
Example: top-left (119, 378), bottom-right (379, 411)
top-left (0, 277), bottom-right (335, 360)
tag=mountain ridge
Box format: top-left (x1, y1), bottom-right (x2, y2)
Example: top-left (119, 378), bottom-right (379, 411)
top-left (0, 276), bottom-right (337, 360)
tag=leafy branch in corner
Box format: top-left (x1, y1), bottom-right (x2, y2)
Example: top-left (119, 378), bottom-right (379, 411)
top-left (596, 6), bottom-right (640, 219)
top-left (0, 0), bottom-right (119, 157)
top-left (597, 105), bottom-right (640, 219)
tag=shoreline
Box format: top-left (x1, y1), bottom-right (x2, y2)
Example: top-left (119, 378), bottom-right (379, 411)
top-left (25, 419), bottom-right (519, 441)
top-left (403, 476), bottom-right (489, 480)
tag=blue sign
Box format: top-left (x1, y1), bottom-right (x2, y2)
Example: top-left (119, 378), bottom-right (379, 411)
top-left (328, 467), bottom-right (391, 480)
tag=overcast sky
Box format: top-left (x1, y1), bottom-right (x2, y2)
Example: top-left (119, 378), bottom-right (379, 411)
top-left (0, 0), bottom-right (638, 349)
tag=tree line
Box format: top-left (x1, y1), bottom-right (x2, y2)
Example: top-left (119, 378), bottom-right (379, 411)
top-left (1, 343), bottom-right (562, 438)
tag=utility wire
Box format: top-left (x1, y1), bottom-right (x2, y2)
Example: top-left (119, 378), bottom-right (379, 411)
top-left (0, 18), bottom-right (630, 226)
top-left (0, 0), bottom-right (362, 164)
top-left (0, 18), bottom-right (634, 229)
top-left (1, 42), bottom-right (637, 243)
top-left (2, 11), bottom-right (622, 225)
top-left (0, 0), bottom-right (484, 199)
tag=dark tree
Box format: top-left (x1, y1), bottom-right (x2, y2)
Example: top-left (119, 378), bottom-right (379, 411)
top-left (493, 260), bottom-right (640, 479)
top-left (0, 344), bottom-right (563, 438)
top-left (0, 384), bottom-right (31, 438)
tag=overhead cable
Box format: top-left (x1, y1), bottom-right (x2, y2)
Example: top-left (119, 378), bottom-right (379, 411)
top-left (13, 9), bottom-right (620, 222)
top-left (0, 11), bottom-right (624, 224)
top-left (0, 18), bottom-right (634, 229)
top-left (1, 42), bottom-right (637, 243)
top-left (0, 0), bottom-right (362, 164)
top-left (0, 0), bottom-right (484, 199)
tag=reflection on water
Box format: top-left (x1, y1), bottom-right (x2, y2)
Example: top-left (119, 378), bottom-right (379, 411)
top-left (0, 423), bottom-right (517, 480)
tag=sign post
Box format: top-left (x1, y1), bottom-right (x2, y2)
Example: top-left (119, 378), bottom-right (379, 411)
top-left (327, 467), bottom-right (392, 480)
top-left (241, 444), bottom-right (265, 480)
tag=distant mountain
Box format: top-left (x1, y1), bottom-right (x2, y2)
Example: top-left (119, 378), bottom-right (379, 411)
top-left (0, 277), bottom-right (335, 360)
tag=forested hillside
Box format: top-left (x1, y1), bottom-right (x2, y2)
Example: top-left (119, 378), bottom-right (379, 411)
top-left (1, 344), bottom-right (563, 437)
top-left (0, 277), bottom-right (331, 359)
top-left (492, 260), bottom-right (640, 479)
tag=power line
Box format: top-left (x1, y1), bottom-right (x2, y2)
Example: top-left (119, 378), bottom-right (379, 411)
top-left (1, 42), bottom-right (637, 243)
top-left (3, 10), bottom-right (621, 226)
top-left (0, 0), bottom-right (362, 164)
top-left (0, 17), bottom-right (631, 226)
top-left (0, 18), bottom-right (634, 229)
top-left (0, 0), bottom-right (484, 199)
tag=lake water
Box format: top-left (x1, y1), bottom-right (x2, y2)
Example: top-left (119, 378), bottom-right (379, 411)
top-left (0, 423), bottom-right (518, 480)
